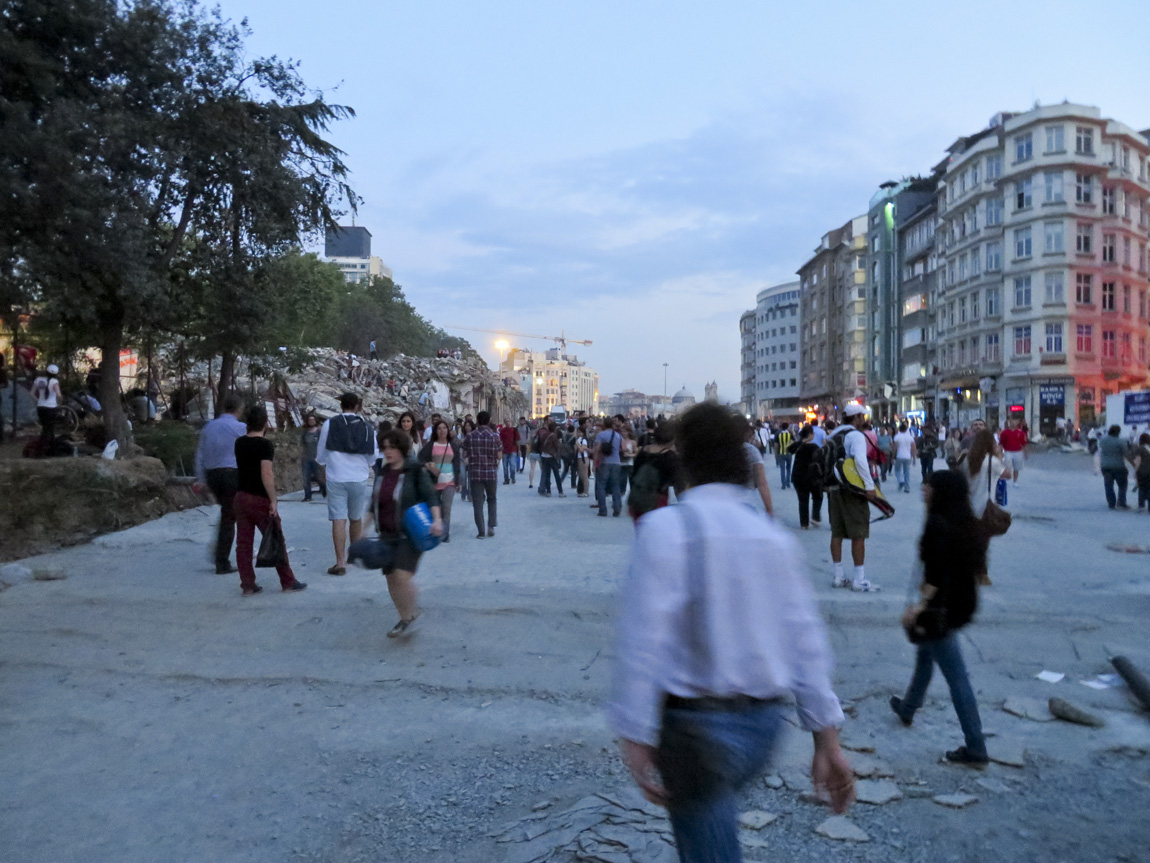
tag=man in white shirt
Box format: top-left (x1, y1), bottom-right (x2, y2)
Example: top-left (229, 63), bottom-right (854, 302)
top-left (826, 404), bottom-right (880, 591)
top-left (891, 422), bottom-right (918, 493)
top-left (811, 418), bottom-right (827, 446)
top-left (317, 393), bottom-right (379, 575)
top-left (610, 402), bottom-right (854, 862)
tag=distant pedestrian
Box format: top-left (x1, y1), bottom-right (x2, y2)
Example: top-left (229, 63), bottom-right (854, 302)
top-left (627, 420), bottom-right (683, 520)
top-left (826, 404), bottom-right (879, 592)
top-left (875, 424), bottom-right (893, 482)
top-left (811, 418), bottom-right (827, 446)
top-left (1099, 425), bottom-right (1134, 510)
top-left (463, 411), bottom-right (501, 537)
top-left (574, 419), bottom-right (592, 497)
top-left (499, 421), bottom-right (519, 484)
top-left (774, 424), bottom-right (794, 489)
top-left (194, 393), bottom-right (247, 574)
top-left (919, 425), bottom-right (939, 481)
top-left (419, 420), bottom-right (460, 542)
top-left (369, 338), bottom-right (378, 361)
top-left (595, 416), bottom-right (624, 517)
top-left (538, 421), bottom-right (565, 497)
top-left (299, 414), bottom-right (326, 501)
top-left (892, 422), bottom-right (917, 493)
top-left (456, 419), bottom-right (475, 502)
top-left (1134, 433), bottom-right (1150, 510)
top-left (31, 363), bottom-right (62, 441)
top-left (232, 405), bottom-right (307, 597)
top-left (891, 470), bottom-right (988, 766)
top-left (516, 416), bottom-right (530, 472)
top-left (317, 393), bottom-right (379, 575)
top-left (999, 417), bottom-right (1028, 486)
top-left (610, 402), bottom-right (855, 863)
top-left (789, 424), bottom-right (823, 529)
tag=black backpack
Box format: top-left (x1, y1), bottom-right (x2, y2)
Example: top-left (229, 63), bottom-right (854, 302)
top-left (810, 431), bottom-right (848, 491)
top-left (598, 431), bottom-right (618, 457)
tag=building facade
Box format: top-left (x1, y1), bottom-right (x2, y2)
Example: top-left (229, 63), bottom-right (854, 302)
top-left (896, 187), bottom-right (940, 420)
top-left (324, 225), bottom-right (393, 284)
top-left (798, 216), bottom-right (868, 419)
top-left (739, 309), bottom-right (756, 415)
top-left (935, 104), bottom-right (1150, 433)
top-left (752, 280), bottom-right (801, 419)
top-left (501, 348), bottom-right (599, 418)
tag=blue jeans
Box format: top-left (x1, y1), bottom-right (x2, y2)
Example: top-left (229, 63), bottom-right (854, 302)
top-left (894, 458), bottom-right (911, 490)
top-left (1102, 467), bottom-right (1128, 508)
top-left (539, 456), bottom-right (562, 494)
top-left (658, 701), bottom-right (785, 863)
top-left (596, 463), bottom-right (623, 515)
top-left (775, 454), bottom-right (792, 489)
top-left (300, 459), bottom-right (325, 500)
top-left (502, 452), bottom-right (516, 483)
top-left (898, 632), bottom-right (986, 759)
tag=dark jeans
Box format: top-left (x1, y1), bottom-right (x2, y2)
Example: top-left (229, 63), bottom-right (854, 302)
top-left (775, 453), bottom-right (793, 489)
top-left (233, 491), bottom-right (296, 590)
top-left (37, 406), bottom-right (56, 441)
top-left (518, 445), bottom-right (527, 471)
top-left (560, 454), bottom-right (578, 489)
top-left (1137, 475), bottom-right (1150, 509)
top-left (206, 467), bottom-right (239, 568)
top-left (620, 464), bottom-right (633, 496)
top-left (898, 631), bottom-right (986, 759)
top-left (920, 454), bottom-right (935, 481)
top-left (1102, 467), bottom-right (1129, 508)
top-left (502, 452), bottom-right (517, 483)
top-left (471, 477), bottom-right (497, 533)
top-left (539, 456), bottom-right (563, 495)
top-left (658, 701), bottom-right (785, 863)
top-left (301, 459), bottom-right (325, 500)
top-left (793, 481), bottom-right (823, 528)
top-left (596, 463), bottom-right (622, 515)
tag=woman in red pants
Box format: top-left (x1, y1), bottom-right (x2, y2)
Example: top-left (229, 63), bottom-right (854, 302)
top-left (233, 404), bottom-right (307, 597)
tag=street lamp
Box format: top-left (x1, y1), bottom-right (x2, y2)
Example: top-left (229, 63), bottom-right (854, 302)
top-left (495, 339), bottom-right (509, 366)
top-left (663, 362), bottom-right (669, 398)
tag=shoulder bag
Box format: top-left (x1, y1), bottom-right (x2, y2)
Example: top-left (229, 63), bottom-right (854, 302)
top-left (980, 461), bottom-right (1012, 537)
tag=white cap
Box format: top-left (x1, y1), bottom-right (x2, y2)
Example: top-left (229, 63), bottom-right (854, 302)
top-left (47, 364), bottom-right (59, 375)
top-left (843, 403), bottom-right (867, 417)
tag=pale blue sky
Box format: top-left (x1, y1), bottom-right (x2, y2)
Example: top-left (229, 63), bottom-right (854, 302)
top-left (221, 0), bottom-right (1149, 401)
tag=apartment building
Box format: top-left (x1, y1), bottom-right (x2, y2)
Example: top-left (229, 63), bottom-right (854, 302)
top-left (896, 189), bottom-right (940, 419)
top-left (752, 280), bottom-right (801, 420)
top-left (798, 216), bottom-right (868, 419)
top-left (936, 104), bottom-right (1150, 433)
top-left (739, 309), bottom-right (756, 415)
top-left (324, 225), bottom-right (393, 284)
top-left (501, 348), bottom-right (599, 417)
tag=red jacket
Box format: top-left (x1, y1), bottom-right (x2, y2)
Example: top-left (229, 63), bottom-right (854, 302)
top-left (498, 425), bottom-right (519, 454)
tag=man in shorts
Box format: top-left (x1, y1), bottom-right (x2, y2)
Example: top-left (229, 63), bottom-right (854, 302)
top-left (826, 404), bottom-right (880, 592)
top-left (317, 393), bottom-right (379, 575)
top-left (999, 417), bottom-right (1028, 486)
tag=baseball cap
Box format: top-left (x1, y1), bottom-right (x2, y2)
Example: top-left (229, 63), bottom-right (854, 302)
top-left (47, 364), bottom-right (59, 374)
top-left (843, 403), bottom-right (867, 417)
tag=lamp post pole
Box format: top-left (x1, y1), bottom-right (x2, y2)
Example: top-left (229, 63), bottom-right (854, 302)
top-left (663, 363), bottom-right (669, 398)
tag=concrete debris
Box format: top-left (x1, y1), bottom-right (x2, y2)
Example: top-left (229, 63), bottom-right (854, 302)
top-left (31, 568), bottom-right (67, 581)
top-left (989, 744), bottom-right (1027, 768)
top-left (0, 563), bottom-right (34, 588)
top-left (737, 810), bottom-right (779, 830)
top-left (1002, 696), bottom-right (1055, 722)
top-left (840, 739), bottom-right (876, 753)
top-left (739, 832), bottom-right (770, 850)
top-left (763, 774), bottom-right (784, 790)
top-left (854, 779), bottom-right (902, 805)
top-left (779, 767), bottom-right (810, 791)
top-left (932, 793), bottom-right (979, 809)
top-left (1048, 697), bottom-right (1106, 728)
top-left (849, 753), bottom-right (895, 779)
top-left (975, 778), bottom-right (1012, 794)
top-left (813, 816), bottom-right (870, 842)
top-left (491, 788), bottom-right (677, 863)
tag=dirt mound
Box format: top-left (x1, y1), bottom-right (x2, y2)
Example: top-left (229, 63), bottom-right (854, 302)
top-left (0, 456), bottom-right (201, 562)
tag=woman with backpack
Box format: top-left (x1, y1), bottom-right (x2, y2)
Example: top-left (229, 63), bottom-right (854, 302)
top-left (371, 429), bottom-right (443, 638)
top-left (890, 470), bottom-right (989, 766)
top-left (627, 420), bottom-right (684, 520)
top-left (419, 420), bottom-right (461, 542)
top-left (788, 424), bottom-right (823, 529)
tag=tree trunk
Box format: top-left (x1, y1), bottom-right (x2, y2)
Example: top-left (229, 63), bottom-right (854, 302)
top-left (99, 324), bottom-right (131, 449)
top-left (216, 350), bottom-right (236, 415)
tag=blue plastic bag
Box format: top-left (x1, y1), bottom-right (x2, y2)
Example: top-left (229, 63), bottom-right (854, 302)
top-left (995, 477), bottom-right (1008, 507)
top-left (403, 502), bottom-right (441, 552)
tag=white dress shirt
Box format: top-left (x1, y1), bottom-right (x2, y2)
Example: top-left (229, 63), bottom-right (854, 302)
top-left (316, 413), bottom-right (378, 483)
top-left (609, 484), bottom-right (844, 746)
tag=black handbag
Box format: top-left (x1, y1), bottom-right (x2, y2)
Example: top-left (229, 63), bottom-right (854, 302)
top-left (256, 516), bottom-right (287, 568)
top-left (904, 606), bottom-right (948, 644)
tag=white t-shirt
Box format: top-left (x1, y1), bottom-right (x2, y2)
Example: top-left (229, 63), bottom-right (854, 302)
top-left (893, 431), bottom-right (915, 460)
top-left (33, 376), bottom-right (61, 408)
top-left (968, 455), bottom-right (1006, 518)
top-left (743, 441), bottom-right (764, 489)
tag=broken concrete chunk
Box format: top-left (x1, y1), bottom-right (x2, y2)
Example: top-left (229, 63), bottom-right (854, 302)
top-left (814, 816), bottom-right (870, 842)
top-left (854, 779), bottom-right (902, 805)
top-left (1048, 697), bottom-right (1106, 728)
top-left (1002, 696), bottom-right (1055, 722)
top-left (737, 810), bottom-right (779, 829)
top-left (933, 793), bottom-right (979, 809)
top-left (989, 745), bottom-right (1027, 768)
top-left (850, 753), bottom-right (895, 778)
top-left (739, 831), bottom-right (770, 849)
top-left (763, 774), bottom-right (784, 789)
top-left (976, 778), bottom-right (1012, 794)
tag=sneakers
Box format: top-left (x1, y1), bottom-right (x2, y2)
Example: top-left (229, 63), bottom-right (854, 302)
top-left (487, 528), bottom-right (495, 537)
top-left (851, 580), bottom-right (881, 592)
top-left (889, 696), bottom-right (913, 727)
top-left (241, 584), bottom-right (263, 597)
top-left (216, 563), bottom-right (236, 575)
top-left (831, 577), bottom-right (850, 588)
top-left (945, 746), bottom-right (989, 767)
top-left (387, 616), bottom-right (418, 638)
top-left (558, 492), bottom-right (566, 498)
top-left (283, 580), bottom-right (307, 592)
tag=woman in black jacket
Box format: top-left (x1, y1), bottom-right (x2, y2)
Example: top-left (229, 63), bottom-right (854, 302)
top-left (891, 470), bottom-right (989, 765)
top-left (788, 424), bottom-right (823, 529)
top-left (371, 429), bottom-right (443, 637)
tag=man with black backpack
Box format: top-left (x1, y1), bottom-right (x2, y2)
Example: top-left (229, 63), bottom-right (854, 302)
top-left (595, 416), bottom-right (625, 517)
top-left (317, 393), bottom-right (379, 575)
top-left (823, 404), bottom-right (880, 592)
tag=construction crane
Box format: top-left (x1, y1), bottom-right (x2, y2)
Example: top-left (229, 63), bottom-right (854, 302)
top-left (444, 326), bottom-right (592, 353)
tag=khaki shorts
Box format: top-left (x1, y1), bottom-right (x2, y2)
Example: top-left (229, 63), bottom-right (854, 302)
top-left (828, 488), bottom-right (870, 540)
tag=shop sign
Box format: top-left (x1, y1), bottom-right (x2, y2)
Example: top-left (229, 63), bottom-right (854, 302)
top-left (1125, 391), bottom-right (1150, 425)
top-left (1039, 384), bottom-right (1065, 406)
top-left (1078, 387), bottom-right (1094, 404)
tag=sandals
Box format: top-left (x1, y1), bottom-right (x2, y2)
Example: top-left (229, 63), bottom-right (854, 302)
top-left (326, 564), bottom-right (347, 576)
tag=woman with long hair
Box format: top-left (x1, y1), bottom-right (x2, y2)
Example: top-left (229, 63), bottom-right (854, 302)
top-left (371, 429), bottom-right (442, 637)
top-left (418, 420), bottom-right (461, 542)
top-left (397, 412), bottom-right (418, 452)
top-left (627, 419), bottom-right (684, 520)
top-left (457, 418), bottom-right (475, 502)
top-left (964, 429), bottom-right (1009, 518)
top-left (891, 470), bottom-right (989, 766)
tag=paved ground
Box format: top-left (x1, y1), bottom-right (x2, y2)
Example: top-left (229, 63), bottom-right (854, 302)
top-left (2, 451), bottom-right (1149, 862)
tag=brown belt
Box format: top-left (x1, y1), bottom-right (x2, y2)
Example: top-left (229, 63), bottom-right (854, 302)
top-left (664, 694), bottom-right (784, 712)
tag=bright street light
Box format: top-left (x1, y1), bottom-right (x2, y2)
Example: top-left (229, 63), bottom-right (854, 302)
top-left (495, 338), bottom-right (509, 364)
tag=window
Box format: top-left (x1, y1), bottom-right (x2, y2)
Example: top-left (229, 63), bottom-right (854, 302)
top-left (1140, 289), bottom-right (1147, 318)
top-left (1140, 337), bottom-right (1148, 364)
top-left (986, 154), bottom-right (1003, 180)
top-left (1013, 276), bottom-right (1032, 307)
top-left (1076, 126), bottom-right (1094, 155)
top-left (1015, 177), bottom-right (1032, 209)
top-left (971, 161), bottom-right (980, 185)
top-left (1102, 187), bottom-right (1116, 214)
top-left (958, 253), bottom-right (968, 281)
top-left (1122, 283), bottom-right (1131, 314)
top-left (971, 290), bottom-right (980, 319)
top-left (1014, 325), bottom-right (1032, 355)
top-left (1044, 171), bottom-right (1064, 203)
top-left (1075, 173), bottom-right (1093, 203)
top-left (986, 198), bottom-right (1004, 225)
top-left (1077, 324), bottom-right (1093, 353)
top-left (1102, 233), bottom-right (1116, 263)
top-left (986, 241), bottom-right (1002, 271)
top-left (1045, 125), bottom-right (1064, 152)
top-left (986, 287), bottom-right (1001, 316)
top-left (971, 246), bottom-right (982, 276)
top-left (959, 339), bottom-right (967, 365)
top-left (986, 333), bottom-right (1000, 362)
top-left (1102, 330), bottom-right (1116, 358)
top-left (1045, 323), bottom-right (1063, 353)
top-left (1075, 273), bottom-right (1093, 304)
top-left (1044, 272), bottom-right (1064, 303)
top-left (959, 296), bottom-right (967, 323)
top-left (1044, 222), bottom-right (1064, 253)
top-left (1015, 133), bottom-right (1033, 162)
top-left (1076, 224), bottom-right (1092, 254)
top-left (1101, 281), bottom-right (1116, 311)
top-left (1014, 227), bottom-right (1032, 258)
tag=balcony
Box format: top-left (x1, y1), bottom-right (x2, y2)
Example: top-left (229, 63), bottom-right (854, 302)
top-left (1040, 352), bottom-right (1067, 365)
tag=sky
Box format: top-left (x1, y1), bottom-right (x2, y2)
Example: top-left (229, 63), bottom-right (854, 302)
top-left (217, 0), bottom-right (1150, 403)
